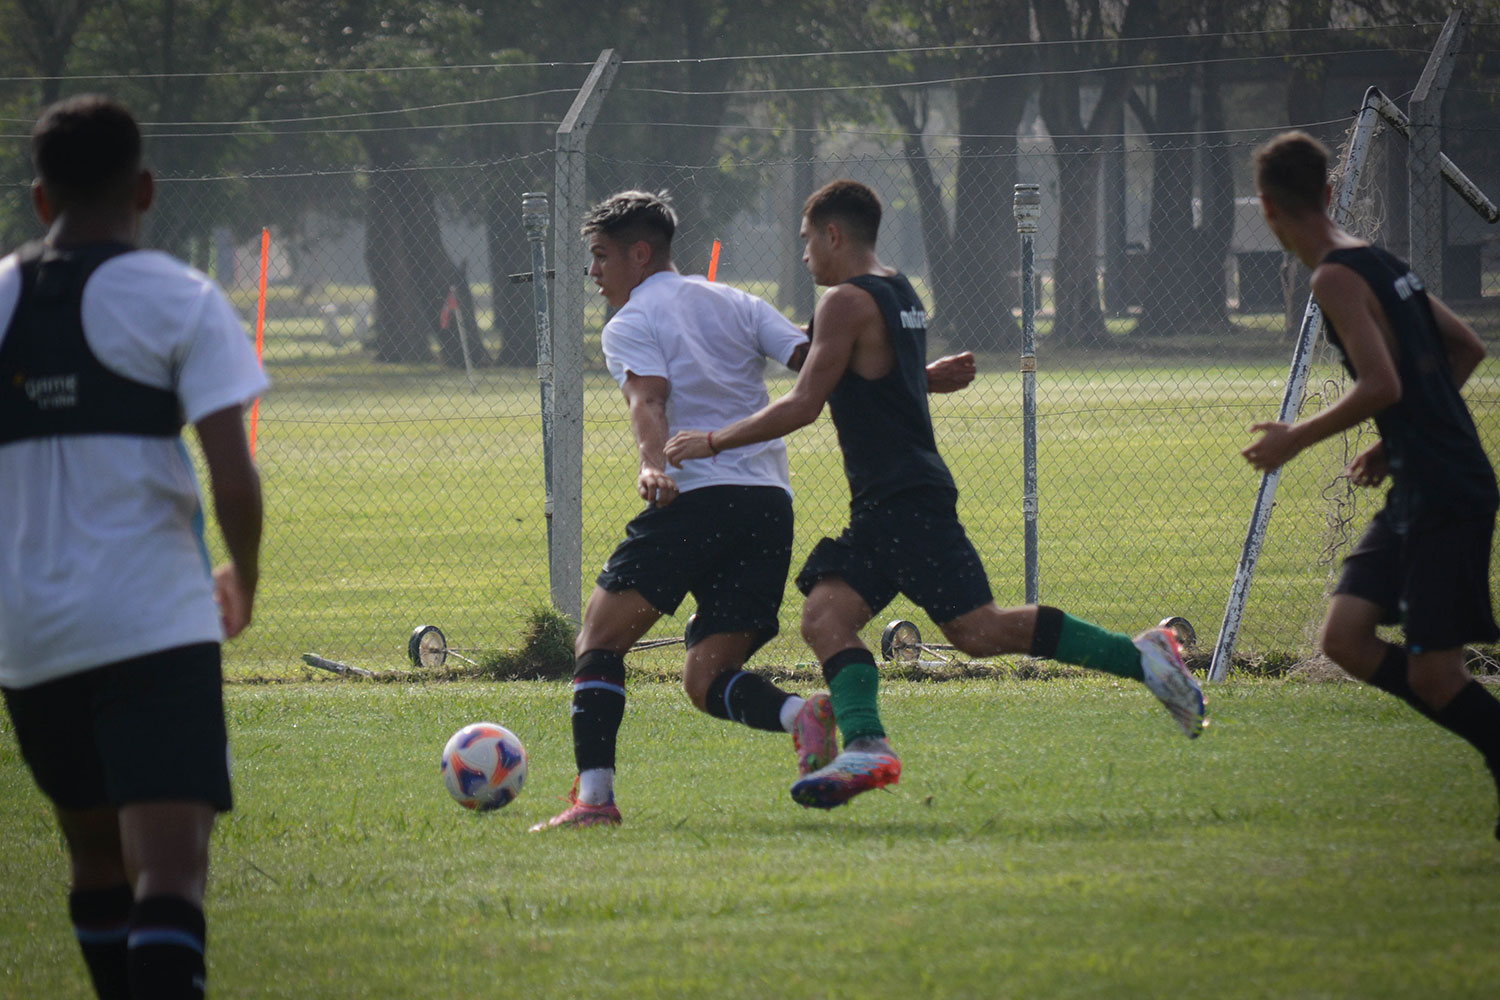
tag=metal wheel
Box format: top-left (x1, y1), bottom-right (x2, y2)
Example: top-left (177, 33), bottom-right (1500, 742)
top-left (1158, 616), bottom-right (1197, 649)
top-left (880, 619), bottom-right (923, 663)
top-left (408, 624), bottom-right (448, 668)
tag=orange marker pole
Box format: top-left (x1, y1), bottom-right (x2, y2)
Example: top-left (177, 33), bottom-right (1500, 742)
top-left (707, 239), bottom-right (721, 282)
top-left (251, 228), bottom-right (269, 456)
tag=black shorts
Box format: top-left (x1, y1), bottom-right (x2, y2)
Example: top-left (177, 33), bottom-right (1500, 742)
top-left (1334, 507), bottom-right (1500, 654)
top-left (2, 643), bottom-right (232, 812)
top-left (597, 485), bottom-right (793, 655)
top-left (795, 487), bottom-right (993, 624)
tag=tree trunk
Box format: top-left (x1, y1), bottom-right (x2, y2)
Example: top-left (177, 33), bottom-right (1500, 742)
top-left (1102, 101), bottom-right (1129, 316)
top-left (485, 161), bottom-right (541, 368)
top-left (365, 168), bottom-right (483, 366)
top-left (886, 92), bottom-right (959, 341)
top-left (777, 100), bottom-right (817, 322)
top-left (1135, 69), bottom-right (1230, 337)
top-left (1049, 144), bottom-right (1107, 346)
top-left (949, 74), bottom-right (1026, 352)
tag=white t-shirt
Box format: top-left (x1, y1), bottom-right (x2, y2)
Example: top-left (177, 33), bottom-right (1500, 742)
top-left (0, 248), bottom-right (269, 689)
top-left (601, 271), bottom-right (807, 496)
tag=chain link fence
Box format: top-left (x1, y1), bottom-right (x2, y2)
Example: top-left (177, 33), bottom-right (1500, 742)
top-left (146, 105), bottom-right (1498, 676)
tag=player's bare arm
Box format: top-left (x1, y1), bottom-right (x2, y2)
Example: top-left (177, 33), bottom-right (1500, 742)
top-left (1243, 264), bottom-right (1402, 472)
top-left (664, 285), bottom-right (870, 466)
top-left (622, 372), bottom-right (678, 508)
top-left (196, 403), bottom-right (263, 638)
top-left (1428, 294), bottom-right (1487, 388)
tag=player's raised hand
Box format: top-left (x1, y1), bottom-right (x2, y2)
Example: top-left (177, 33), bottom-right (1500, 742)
top-left (1346, 440), bottom-right (1388, 487)
top-left (926, 351), bottom-right (976, 393)
top-left (664, 429), bottom-right (714, 468)
top-left (638, 466), bottom-right (679, 508)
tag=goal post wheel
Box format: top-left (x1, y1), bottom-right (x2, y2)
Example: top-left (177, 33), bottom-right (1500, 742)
top-left (1158, 616), bottom-right (1197, 649)
top-left (880, 620), bottom-right (923, 663)
top-left (408, 624), bottom-right (448, 668)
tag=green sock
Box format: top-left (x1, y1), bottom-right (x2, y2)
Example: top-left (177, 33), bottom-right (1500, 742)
top-left (1054, 613), bottom-right (1143, 680)
top-left (826, 653), bottom-right (885, 745)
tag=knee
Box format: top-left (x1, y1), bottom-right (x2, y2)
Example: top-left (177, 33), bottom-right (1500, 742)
top-left (798, 609), bottom-right (823, 648)
top-left (682, 670), bottom-right (713, 712)
top-left (1317, 622), bottom-right (1357, 667)
top-left (1408, 654), bottom-right (1469, 706)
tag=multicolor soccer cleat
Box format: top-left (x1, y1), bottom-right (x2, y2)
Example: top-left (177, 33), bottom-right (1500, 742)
top-left (790, 747), bottom-right (902, 809)
top-left (1134, 626), bottom-right (1207, 739)
top-left (528, 777), bottom-right (622, 831)
top-left (792, 693), bottom-right (839, 777)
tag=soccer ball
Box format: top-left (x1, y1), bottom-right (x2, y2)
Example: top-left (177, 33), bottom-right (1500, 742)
top-left (440, 723), bottom-right (528, 811)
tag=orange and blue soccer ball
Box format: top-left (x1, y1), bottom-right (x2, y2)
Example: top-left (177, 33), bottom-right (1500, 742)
top-left (440, 723), bottom-right (528, 811)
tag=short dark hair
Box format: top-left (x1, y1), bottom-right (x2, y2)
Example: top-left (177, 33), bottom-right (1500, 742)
top-left (581, 189), bottom-right (677, 259)
top-left (1254, 131), bottom-right (1329, 217)
top-left (31, 94), bottom-right (143, 208)
top-left (803, 179), bottom-right (881, 247)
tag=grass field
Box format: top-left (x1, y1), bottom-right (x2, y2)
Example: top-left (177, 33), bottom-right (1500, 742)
top-left (3, 676), bottom-right (1498, 998)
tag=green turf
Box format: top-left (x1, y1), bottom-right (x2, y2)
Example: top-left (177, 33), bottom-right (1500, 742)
top-left (3, 678), bottom-right (1497, 998)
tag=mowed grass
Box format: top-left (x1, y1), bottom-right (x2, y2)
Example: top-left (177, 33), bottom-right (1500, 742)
top-left (220, 338), bottom-right (1500, 676)
top-left (2, 677), bottom-right (1498, 999)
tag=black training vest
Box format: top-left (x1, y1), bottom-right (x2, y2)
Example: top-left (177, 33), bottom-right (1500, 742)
top-left (0, 241), bottom-right (182, 446)
top-left (826, 272), bottom-right (955, 510)
top-left (1321, 245), bottom-right (1498, 529)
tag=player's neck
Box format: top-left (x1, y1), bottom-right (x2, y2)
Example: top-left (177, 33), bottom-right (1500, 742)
top-left (1292, 219), bottom-right (1364, 270)
top-left (826, 249), bottom-right (891, 285)
top-left (44, 211), bottom-right (139, 250)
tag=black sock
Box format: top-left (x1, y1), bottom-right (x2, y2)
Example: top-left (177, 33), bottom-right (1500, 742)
top-left (703, 670), bottom-right (792, 732)
top-left (69, 884), bottom-right (132, 1000)
top-left (1433, 680), bottom-right (1500, 773)
top-left (127, 895), bottom-right (206, 1000)
top-left (1029, 605), bottom-right (1066, 658)
top-left (572, 649), bottom-right (627, 772)
top-left (1365, 645), bottom-right (1436, 720)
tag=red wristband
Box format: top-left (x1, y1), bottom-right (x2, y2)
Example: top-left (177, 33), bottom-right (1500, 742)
top-left (707, 430), bottom-right (719, 455)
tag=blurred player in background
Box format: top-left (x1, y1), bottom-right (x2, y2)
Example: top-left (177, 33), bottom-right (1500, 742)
top-left (0, 96), bottom-right (266, 997)
top-left (1244, 131), bottom-right (1500, 840)
top-left (667, 179), bottom-right (1205, 810)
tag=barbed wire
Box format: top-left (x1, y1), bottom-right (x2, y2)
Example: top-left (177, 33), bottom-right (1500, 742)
top-left (0, 19), bottom-right (1457, 88)
top-left (617, 47), bottom-right (1436, 99)
top-left (622, 21), bottom-right (1450, 64)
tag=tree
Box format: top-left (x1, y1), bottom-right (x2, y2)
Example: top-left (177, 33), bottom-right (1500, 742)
top-left (843, 0), bottom-right (1036, 352)
top-left (1132, 1), bottom-right (1234, 337)
top-left (1032, 0), bottom-right (1154, 347)
top-left (286, 0), bottom-right (493, 365)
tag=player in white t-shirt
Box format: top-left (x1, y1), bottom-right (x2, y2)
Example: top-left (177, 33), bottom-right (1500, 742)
top-left (0, 96), bottom-right (265, 999)
top-left (531, 190), bottom-right (973, 831)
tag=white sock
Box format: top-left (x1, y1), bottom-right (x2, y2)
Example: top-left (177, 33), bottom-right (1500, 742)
top-left (778, 695), bottom-right (806, 733)
top-left (577, 768), bottom-right (614, 805)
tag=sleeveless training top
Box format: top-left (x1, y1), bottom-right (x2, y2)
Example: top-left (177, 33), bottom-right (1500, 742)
top-left (826, 272), bottom-right (955, 510)
top-left (0, 241), bottom-right (181, 445)
top-left (1321, 245), bottom-right (1498, 530)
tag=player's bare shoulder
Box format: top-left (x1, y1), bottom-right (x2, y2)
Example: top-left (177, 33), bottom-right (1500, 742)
top-left (813, 281), bottom-right (881, 338)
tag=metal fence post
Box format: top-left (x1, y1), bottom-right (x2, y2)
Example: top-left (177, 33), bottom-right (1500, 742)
top-left (522, 192), bottom-right (555, 571)
top-left (551, 49), bottom-right (621, 623)
top-left (1013, 183), bottom-right (1041, 605)
top-left (1407, 8), bottom-right (1467, 295)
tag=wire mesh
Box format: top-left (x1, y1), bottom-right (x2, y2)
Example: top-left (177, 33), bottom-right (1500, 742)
top-left (154, 117), bottom-right (1497, 675)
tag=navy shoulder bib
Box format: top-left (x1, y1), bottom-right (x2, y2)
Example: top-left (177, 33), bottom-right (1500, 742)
top-left (0, 241), bottom-right (182, 445)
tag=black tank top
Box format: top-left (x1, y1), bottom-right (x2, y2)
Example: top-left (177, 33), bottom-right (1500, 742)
top-left (1321, 245), bottom-right (1498, 529)
top-left (0, 241), bottom-right (182, 446)
top-left (826, 273), bottom-right (955, 509)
